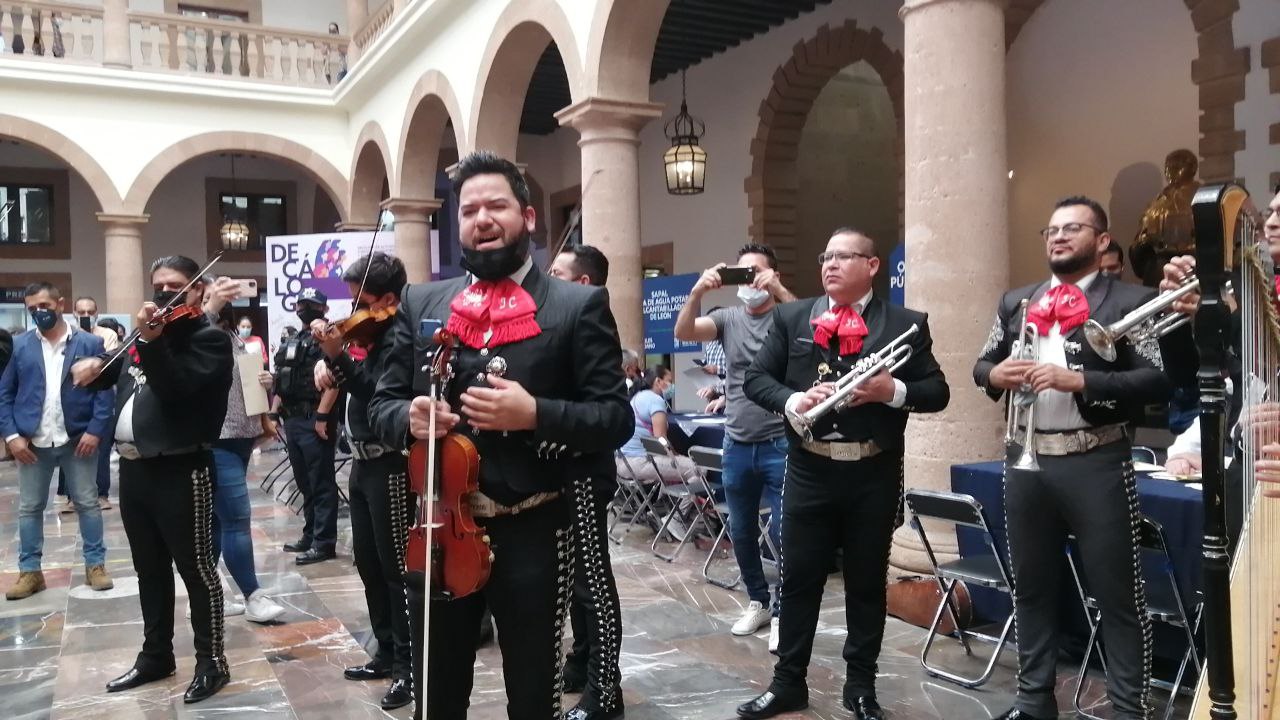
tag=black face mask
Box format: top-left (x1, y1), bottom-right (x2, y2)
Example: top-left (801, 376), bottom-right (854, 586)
top-left (461, 232), bottom-right (530, 281)
top-left (297, 307), bottom-right (325, 326)
top-left (78, 316), bottom-right (93, 331)
top-left (153, 289), bottom-right (183, 307)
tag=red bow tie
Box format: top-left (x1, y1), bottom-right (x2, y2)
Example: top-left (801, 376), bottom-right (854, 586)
top-left (1027, 284), bottom-right (1090, 335)
top-left (446, 277), bottom-right (541, 349)
top-left (812, 304), bottom-right (868, 355)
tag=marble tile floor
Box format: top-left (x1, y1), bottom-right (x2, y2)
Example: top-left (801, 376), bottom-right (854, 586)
top-left (0, 450), bottom-right (1190, 719)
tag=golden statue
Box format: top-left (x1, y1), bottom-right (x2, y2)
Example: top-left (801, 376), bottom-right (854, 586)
top-left (1130, 149), bottom-right (1200, 287)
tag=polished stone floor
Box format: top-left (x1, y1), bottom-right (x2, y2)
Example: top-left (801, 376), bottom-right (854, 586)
top-left (0, 449), bottom-right (1185, 719)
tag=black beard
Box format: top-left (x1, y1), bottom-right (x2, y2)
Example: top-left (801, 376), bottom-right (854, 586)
top-left (461, 229), bottom-right (531, 281)
top-left (1049, 252), bottom-right (1092, 276)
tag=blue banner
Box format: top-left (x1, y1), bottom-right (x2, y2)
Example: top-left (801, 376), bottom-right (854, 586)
top-left (643, 273), bottom-right (702, 354)
top-left (889, 243), bottom-right (906, 306)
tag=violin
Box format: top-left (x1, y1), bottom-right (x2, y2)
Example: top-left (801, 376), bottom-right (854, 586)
top-left (323, 304), bottom-right (397, 348)
top-left (405, 327), bottom-right (493, 600)
top-left (145, 303), bottom-right (204, 330)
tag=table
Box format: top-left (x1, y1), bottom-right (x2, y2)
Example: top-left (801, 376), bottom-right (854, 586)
top-left (668, 413), bottom-right (726, 454)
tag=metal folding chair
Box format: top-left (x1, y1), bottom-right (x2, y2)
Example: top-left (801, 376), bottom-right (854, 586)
top-left (641, 436), bottom-right (715, 562)
top-left (608, 451), bottom-right (662, 544)
top-left (904, 489), bottom-right (1016, 689)
top-left (689, 446), bottom-right (779, 590)
top-left (1068, 515), bottom-right (1203, 720)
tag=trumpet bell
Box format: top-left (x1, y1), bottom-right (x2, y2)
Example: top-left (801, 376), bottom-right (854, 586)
top-left (1083, 319), bottom-right (1117, 362)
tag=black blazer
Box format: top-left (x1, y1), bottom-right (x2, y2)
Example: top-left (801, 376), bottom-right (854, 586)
top-left (744, 295), bottom-right (950, 454)
top-left (330, 331), bottom-right (393, 444)
top-left (89, 316), bottom-right (232, 455)
top-left (369, 269), bottom-right (633, 505)
top-left (972, 273), bottom-right (1178, 426)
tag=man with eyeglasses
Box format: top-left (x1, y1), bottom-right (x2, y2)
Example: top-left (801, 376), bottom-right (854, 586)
top-left (973, 196), bottom-right (1182, 720)
top-left (736, 228), bottom-right (949, 719)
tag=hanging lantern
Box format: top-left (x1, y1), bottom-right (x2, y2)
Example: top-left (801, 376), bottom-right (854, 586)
top-left (663, 69), bottom-right (707, 195)
top-left (220, 154), bottom-right (251, 250)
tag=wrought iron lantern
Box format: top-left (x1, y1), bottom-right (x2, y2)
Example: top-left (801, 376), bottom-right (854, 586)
top-left (663, 69), bottom-right (707, 195)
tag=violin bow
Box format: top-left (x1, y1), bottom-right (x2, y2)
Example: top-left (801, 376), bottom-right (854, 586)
top-left (545, 169), bottom-right (601, 273)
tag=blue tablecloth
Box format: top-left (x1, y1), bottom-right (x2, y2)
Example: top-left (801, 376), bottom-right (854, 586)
top-left (668, 413), bottom-right (726, 454)
top-left (950, 461), bottom-right (1204, 663)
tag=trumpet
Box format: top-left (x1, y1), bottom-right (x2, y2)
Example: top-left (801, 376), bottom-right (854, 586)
top-left (788, 324), bottom-right (918, 442)
top-left (1082, 273), bottom-right (1199, 362)
top-left (1006, 299), bottom-right (1041, 471)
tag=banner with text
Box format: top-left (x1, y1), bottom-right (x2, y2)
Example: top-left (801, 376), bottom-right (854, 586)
top-left (889, 243), bottom-right (906, 306)
top-left (643, 273), bottom-right (701, 354)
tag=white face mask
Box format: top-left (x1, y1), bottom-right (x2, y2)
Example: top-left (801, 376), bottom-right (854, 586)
top-left (737, 285), bottom-right (771, 309)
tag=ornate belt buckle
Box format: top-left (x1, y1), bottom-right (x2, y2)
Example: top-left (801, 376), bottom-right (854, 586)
top-left (830, 443), bottom-right (859, 461)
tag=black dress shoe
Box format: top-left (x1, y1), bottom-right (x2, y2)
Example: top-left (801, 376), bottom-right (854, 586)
top-left (562, 661), bottom-right (587, 693)
top-left (381, 678), bottom-right (413, 710)
top-left (843, 695), bottom-right (885, 720)
top-left (993, 710), bottom-right (1052, 720)
top-left (295, 547), bottom-right (336, 565)
top-left (105, 666), bottom-right (175, 692)
top-left (283, 539), bottom-right (310, 553)
top-left (343, 661), bottom-right (392, 681)
top-left (183, 669), bottom-right (229, 703)
top-left (736, 689), bottom-right (808, 719)
top-left (565, 704), bottom-right (624, 720)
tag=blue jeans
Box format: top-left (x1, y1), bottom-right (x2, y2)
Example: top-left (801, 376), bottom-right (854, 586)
top-left (18, 441), bottom-right (106, 571)
top-left (210, 438), bottom-right (259, 597)
top-left (722, 435), bottom-right (787, 612)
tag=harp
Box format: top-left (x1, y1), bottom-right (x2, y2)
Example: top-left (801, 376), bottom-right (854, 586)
top-left (1191, 182), bottom-right (1278, 719)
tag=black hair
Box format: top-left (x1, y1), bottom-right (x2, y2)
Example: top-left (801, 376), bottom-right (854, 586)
top-left (73, 296), bottom-right (98, 310)
top-left (828, 227), bottom-right (878, 256)
top-left (23, 281), bottom-right (61, 300)
top-left (342, 251), bottom-right (407, 300)
top-left (1102, 243), bottom-right (1124, 262)
top-left (150, 255), bottom-right (202, 282)
top-left (96, 317), bottom-right (123, 334)
top-left (1054, 195), bottom-right (1109, 232)
top-left (560, 244), bottom-right (609, 286)
top-left (451, 150), bottom-right (531, 209)
top-left (629, 364), bottom-right (671, 399)
top-left (737, 242), bottom-right (779, 270)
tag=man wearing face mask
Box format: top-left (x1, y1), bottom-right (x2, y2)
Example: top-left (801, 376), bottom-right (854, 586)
top-left (73, 296), bottom-right (121, 352)
top-left (675, 244), bottom-right (796, 650)
top-left (1, 282), bottom-right (115, 601)
top-left (271, 287), bottom-right (341, 566)
top-left (369, 151), bottom-right (632, 720)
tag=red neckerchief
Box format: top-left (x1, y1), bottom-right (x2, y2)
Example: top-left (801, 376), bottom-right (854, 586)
top-left (1027, 283), bottom-right (1090, 335)
top-left (348, 345), bottom-right (368, 362)
top-left (812, 304), bottom-right (868, 356)
top-left (446, 277), bottom-right (541, 349)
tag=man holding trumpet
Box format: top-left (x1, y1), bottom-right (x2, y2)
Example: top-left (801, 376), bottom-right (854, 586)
top-left (973, 196), bottom-right (1180, 720)
top-left (735, 228), bottom-right (949, 719)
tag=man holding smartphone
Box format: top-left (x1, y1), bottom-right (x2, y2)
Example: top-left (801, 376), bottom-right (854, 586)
top-left (674, 244), bottom-right (795, 649)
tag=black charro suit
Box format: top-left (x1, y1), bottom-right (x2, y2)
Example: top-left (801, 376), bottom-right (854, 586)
top-left (972, 272), bottom-right (1177, 720)
top-left (743, 295), bottom-right (949, 703)
top-left (369, 264), bottom-right (632, 720)
top-left (88, 315), bottom-right (233, 680)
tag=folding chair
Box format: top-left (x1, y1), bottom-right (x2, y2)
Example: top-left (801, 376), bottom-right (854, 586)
top-left (904, 489), bottom-right (1016, 689)
top-left (689, 446), bottom-right (779, 590)
top-left (1068, 515), bottom-right (1203, 720)
top-left (1131, 446), bottom-right (1158, 465)
top-left (641, 436), bottom-right (715, 562)
top-left (608, 451), bottom-right (662, 544)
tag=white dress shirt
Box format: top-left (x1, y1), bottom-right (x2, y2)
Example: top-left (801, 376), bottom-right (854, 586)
top-left (31, 321), bottom-right (74, 448)
top-left (1032, 272), bottom-right (1096, 431)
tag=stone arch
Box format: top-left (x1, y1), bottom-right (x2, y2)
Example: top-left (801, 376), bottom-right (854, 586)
top-left (0, 114), bottom-right (124, 213)
top-left (123, 131), bottom-right (349, 219)
top-left (397, 70), bottom-right (466, 200)
top-left (745, 21), bottom-right (904, 281)
top-left (1007, 0), bottom-right (1249, 182)
top-left (470, 0), bottom-right (584, 158)
top-left (583, 0), bottom-right (670, 100)
top-left (350, 121), bottom-right (393, 225)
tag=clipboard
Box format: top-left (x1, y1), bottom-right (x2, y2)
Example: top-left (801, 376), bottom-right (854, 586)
top-left (237, 352), bottom-right (269, 416)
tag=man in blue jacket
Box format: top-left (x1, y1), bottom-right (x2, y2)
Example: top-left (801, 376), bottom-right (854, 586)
top-left (1, 282), bottom-right (115, 600)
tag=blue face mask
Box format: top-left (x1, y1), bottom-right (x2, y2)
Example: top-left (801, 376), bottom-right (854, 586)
top-left (29, 307), bottom-right (58, 332)
top-left (662, 385), bottom-right (676, 403)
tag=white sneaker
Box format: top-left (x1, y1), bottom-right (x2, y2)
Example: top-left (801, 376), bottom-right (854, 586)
top-left (732, 600), bottom-right (772, 636)
top-left (244, 590), bottom-right (286, 623)
top-left (768, 617), bottom-right (780, 654)
top-left (186, 596), bottom-right (245, 618)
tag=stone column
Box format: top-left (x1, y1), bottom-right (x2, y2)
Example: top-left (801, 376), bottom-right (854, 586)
top-left (336, 221), bottom-right (377, 232)
top-left (382, 197), bottom-right (440, 283)
top-left (895, 0), bottom-right (1009, 572)
top-left (555, 97), bottom-right (663, 353)
top-left (102, 0), bottom-right (131, 69)
top-left (97, 214), bottom-right (149, 314)
top-left (346, 0), bottom-right (368, 63)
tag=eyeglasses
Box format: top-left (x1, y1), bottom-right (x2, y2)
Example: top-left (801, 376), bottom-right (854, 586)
top-left (817, 251), bottom-right (875, 265)
top-left (1039, 223), bottom-right (1104, 239)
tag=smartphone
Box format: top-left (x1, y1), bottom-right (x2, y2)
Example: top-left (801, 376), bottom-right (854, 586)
top-left (692, 358), bottom-right (707, 367)
top-left (717, 266), bottom-right (757, 286)
top-left (233, 279), bottom-right (258, 298)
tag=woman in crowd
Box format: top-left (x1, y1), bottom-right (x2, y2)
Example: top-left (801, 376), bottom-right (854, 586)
top-left (617, 365), bottom-right (696, 483)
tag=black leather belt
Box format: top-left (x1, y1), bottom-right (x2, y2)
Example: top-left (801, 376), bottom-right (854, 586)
top-left (117, 442), bottom-right (211, 461)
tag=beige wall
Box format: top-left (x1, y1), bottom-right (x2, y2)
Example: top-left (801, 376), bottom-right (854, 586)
top-left (1006, 0), bottom-right (1199, 288)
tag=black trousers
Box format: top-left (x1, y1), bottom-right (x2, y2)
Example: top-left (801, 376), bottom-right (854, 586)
top-left (350, 454), bottom-right (413, 680)
top-left (118, 451), bottom-right (227, 676)
top-left (407, 498), bottom-right (572, 720)
top-left (565, 476), bottom-right (623, 711)
top-left (770, 449), bottom-right (902, 699)
top-left (1005, 440), bottom-right (1151, 719)
top-left (283, 415), bottom-right (338, 550)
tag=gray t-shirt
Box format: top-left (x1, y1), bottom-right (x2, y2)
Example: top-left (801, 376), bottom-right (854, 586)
top-left (710, 306), bottom-right (785, 443)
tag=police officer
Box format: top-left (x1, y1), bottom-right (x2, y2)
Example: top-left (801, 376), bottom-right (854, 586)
top-left (272, 287), bottom-right (340, 565)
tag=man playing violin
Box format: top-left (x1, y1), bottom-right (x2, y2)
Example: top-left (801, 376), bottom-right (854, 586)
top-left (310, 251), bottom-right (414, 710)
top-left (369, 151), bottom-right (633, 720)
top-left (70, 255), bottom-right (234, 704)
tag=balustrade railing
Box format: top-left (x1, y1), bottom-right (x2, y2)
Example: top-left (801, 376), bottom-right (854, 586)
top-left (0, 1), bottom-right (104, 64)
top-left (352, 1), bottom-right (394, 56)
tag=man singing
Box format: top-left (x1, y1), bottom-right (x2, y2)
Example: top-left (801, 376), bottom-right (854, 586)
top-left (72, 256), bottom-right (234, 704)
top-left (737, 228), bottom-right (949, 719)
top-left (369, 151), bottom-right (632, 720)
top-left (974, 196), bottom-right (1173, 720)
